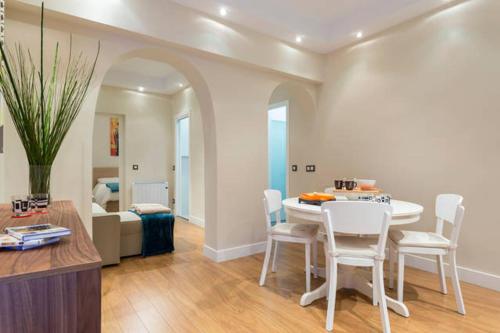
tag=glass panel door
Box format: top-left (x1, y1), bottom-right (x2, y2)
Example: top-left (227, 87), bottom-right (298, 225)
top-left (268, 103), bottom-right (288, 222)
top-left (176, 116), bottom-right (190, 218)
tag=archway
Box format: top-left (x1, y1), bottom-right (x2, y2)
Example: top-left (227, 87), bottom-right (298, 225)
top-left (90, 47), bottom-right (218, 250)
top-left (267, 82), bottom-right (317, 199)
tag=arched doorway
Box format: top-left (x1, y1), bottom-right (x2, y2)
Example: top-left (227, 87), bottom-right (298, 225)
top-left (267, 82), bottom-right (317, 200)
top-left (90, 47), bottom-right (218, 249)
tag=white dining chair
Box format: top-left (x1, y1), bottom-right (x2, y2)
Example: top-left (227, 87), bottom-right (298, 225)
top-left (322, 201), bottom-right (392, 332)
top-left (259, 189), bottom-right (319, 292)
top-left (388, 194), bottom-right (465, 315)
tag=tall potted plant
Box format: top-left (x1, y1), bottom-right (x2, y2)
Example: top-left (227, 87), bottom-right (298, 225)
top-left (0, 2), bottom-right (99, 203)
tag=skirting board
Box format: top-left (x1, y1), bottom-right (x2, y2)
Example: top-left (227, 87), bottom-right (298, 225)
top-left (203, 241), bottom-right (267, 263)
top-left (203, 242), bottom-right (500, 291)
top-left (405, 254), bottom-right (500, 292)
top-left (188, 215), bottom-right (205, 228)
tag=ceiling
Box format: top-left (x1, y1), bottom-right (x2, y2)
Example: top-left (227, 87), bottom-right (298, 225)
top-left (103, 58), bottom-right (189, 95)
top-left (170, 0), bottom-right (457, 53)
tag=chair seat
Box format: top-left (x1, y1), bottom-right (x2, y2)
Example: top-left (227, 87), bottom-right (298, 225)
top-left (389, 229), bottom-right (450, 248)
top-left (271, 223), bottom-right (318, 238)
top-left (333, 236), bottom-right (379, 258)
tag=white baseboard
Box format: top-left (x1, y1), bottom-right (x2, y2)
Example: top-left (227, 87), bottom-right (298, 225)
top-left (203, 243), bottom-right (500, 291)
top-left (188, 215), bottom-right (205, 228)
top-left (203, 241), bottom-right (267, 263)
top-left (405, 254), bottom-right (500, 292)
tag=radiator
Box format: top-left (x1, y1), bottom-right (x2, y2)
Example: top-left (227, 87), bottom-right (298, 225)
top-left (132, 181), bottom-right (169, 207)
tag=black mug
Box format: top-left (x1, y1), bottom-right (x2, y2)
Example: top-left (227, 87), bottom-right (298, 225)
top-left (334, 180), bottom-right (344, 190)
top-left (344, 180), bottom-right (357, 191)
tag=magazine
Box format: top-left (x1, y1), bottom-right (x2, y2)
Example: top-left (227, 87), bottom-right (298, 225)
top-left (0, 233), bottom-right (60, 250)
top-left (5, 224), bottom-right (71, 242)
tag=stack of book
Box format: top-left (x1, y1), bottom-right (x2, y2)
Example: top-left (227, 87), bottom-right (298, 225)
top-left (0, 224), bottom-right (71, 251)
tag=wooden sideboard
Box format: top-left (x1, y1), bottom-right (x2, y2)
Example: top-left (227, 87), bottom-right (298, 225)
top-left (0, 201), bottom-right (102, 333)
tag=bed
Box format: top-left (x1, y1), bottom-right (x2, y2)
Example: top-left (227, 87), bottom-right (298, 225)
top-left (92, 203), bottom-right (174, 265)
top-left (93, 167), bottom-right (120, 212)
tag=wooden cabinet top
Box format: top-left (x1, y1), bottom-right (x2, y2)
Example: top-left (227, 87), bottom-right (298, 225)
top-left (0, 201), bottom-right (101, 283)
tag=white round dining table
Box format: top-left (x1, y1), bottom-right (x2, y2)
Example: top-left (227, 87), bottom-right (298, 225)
top-left (282, 197), bottom-right (424, 318)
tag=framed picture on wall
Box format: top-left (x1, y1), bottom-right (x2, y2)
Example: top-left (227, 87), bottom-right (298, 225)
top-left (110, 117), bottom-right (119, 156)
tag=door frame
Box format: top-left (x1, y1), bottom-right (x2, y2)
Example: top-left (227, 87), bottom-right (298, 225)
top-left (267, 100), bottom-right (290, 198)
top-left (175, 112), bottom-right (190, 219)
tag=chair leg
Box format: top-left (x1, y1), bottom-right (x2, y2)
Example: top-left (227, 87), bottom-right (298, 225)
top-left (372, 267), bottom-right (378, 306)
top-left (389, 244), bottom-right (395, 289)
top-left (313, 238), bottom-right (318, 278)
top-left (375, 261), bottom-right (391, 333)
top-left (397, 253), bottom-right (405, 303)
top-left (326, 259), bottom-right (337, 332)
top-left (259, 237), bottom-right (273, 286)
top-left (305, 243), bottom-right (311, 292)
top-left (437, 255), bottom-right (448, 295)
top-left (324, 241), bottom-right (330, 299)
top-left (271, 241), bottom-right (279, 272)
top-left (449, 251), bottom-right (466, 315)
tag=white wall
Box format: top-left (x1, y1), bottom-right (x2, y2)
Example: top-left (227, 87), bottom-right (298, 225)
top-left (170, 87), bottom-right (205, 226)
top-left (94, 86), bottom-right (173, 209)
top-left (92, 113), bottom-right (121, 168)
top-left (316, 0), bottom-right (500, 277)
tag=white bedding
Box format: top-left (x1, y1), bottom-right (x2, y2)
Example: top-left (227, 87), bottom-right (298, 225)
top-left (117, 211), bottom-right (142, 222)
top-left (92, 202), bottom-right (107, 215)
top-left (93, 183), bottom-right (119, 209)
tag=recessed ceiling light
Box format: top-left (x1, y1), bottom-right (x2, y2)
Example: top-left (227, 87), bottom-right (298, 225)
top-left (219, 7), bottom-right (228, 16)
top-left (138, 86), bottom-right (145, 92)
top-left (295, 35), bottom-right (303, 43)
top-left (356, 31), bottom-right (363, 39)
top-left (178, 83), bottom-right (184, 88)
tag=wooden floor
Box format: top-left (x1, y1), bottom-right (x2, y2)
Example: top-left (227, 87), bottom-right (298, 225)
top-left (102, 220), bottom-right (500, 332)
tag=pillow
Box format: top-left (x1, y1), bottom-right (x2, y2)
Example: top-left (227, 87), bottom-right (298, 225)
top-left (97, 177), bottom-right (119, 184)
top-left (106, 182), bottom-right (119, 193)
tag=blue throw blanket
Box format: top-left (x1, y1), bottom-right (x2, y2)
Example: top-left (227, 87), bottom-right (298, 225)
top-left (106, 182), bottom-right (119, 193)
top-left (131, 211), bottom-right (175, 256)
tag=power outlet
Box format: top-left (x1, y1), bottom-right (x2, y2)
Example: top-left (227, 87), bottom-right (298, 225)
top-left (291, 165), bottom-right (298, 172)
top-left (305, 165), bottom-right (316, 172)
top-left (132, 164), bottom-right (139, 171)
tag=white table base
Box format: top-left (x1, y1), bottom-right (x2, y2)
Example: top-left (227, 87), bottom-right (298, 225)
top-left (300, 266), bottom-right (410, 317)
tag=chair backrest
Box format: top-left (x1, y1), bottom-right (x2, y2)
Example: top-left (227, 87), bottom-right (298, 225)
top-left (435, 194), bottom-right (465, 247)
top-left (263, 189), bottom-right (282, 232)
top-left (321, 201), bottom-right (392, 257)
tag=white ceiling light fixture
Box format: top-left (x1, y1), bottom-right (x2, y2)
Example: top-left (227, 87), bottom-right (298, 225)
top-left (356, 31), bottom-right (363, 39)
top-left (138, 86), bottom-right (145, 92)
top-left (295, 35), bottom-right (303, 43)
top-left (219, 7), bottom-right (228, 17)
top-left (178, 83), bottom-right (184, 88)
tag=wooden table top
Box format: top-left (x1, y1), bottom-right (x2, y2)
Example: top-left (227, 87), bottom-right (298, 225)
top-left (0, 201), bottom-right (101, 283)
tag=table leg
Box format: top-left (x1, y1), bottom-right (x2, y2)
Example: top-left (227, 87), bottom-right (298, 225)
top-left (340, 267), bottom-right (410, 317)
top-left (300, 282), bottom-right (328, 306)
top-left (300, 266), bottom-right (410, 317)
